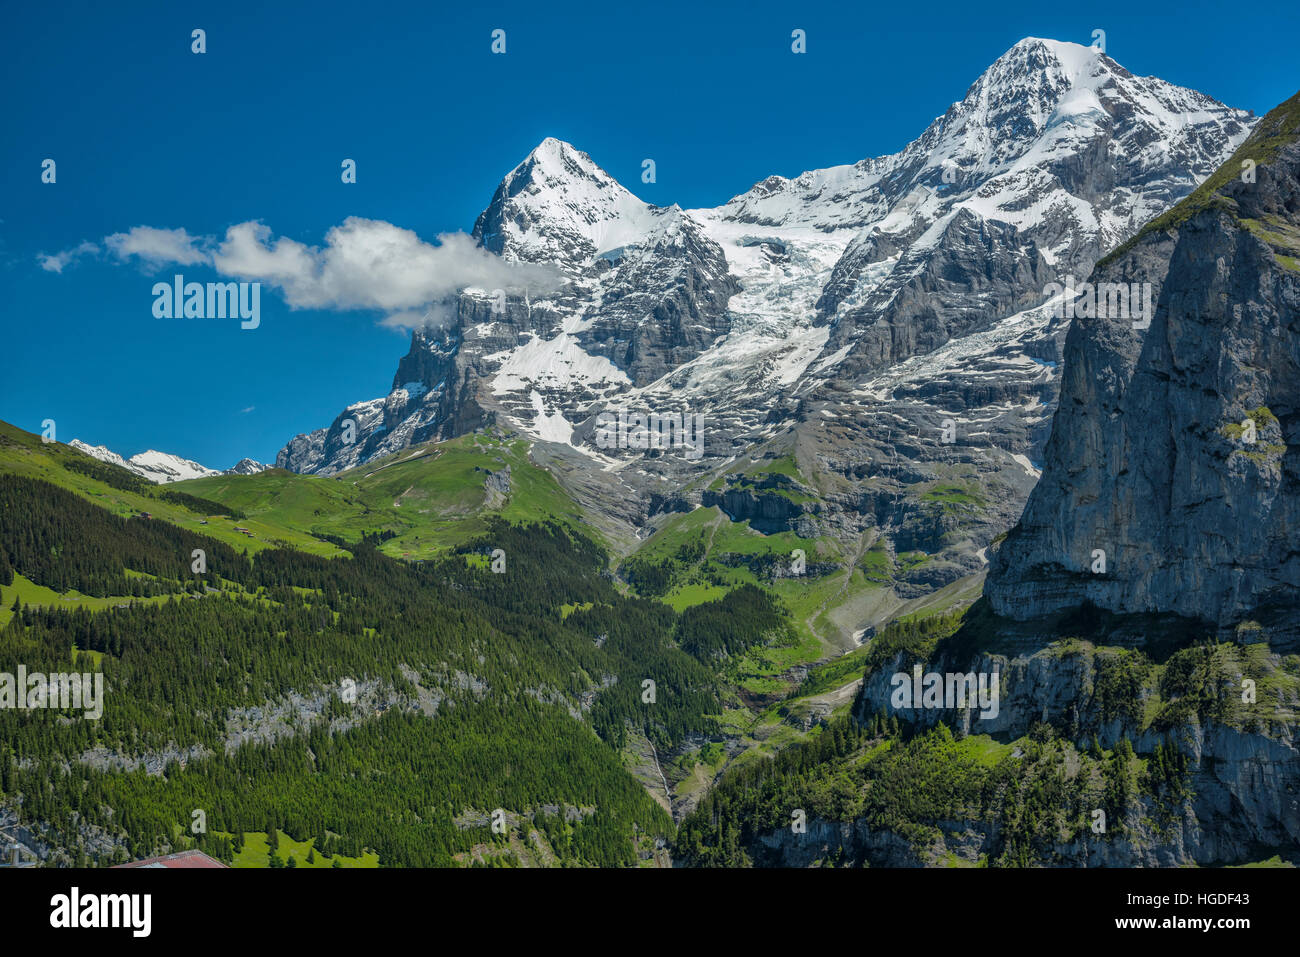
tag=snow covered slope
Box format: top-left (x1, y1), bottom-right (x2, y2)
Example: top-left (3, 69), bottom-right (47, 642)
top-left (69, 440), bottom-right (265, 483)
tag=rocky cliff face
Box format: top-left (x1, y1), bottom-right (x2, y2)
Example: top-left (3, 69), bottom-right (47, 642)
top-left (732, 613), bottom-right (1300, 867)
top-left (277, 323), bottom-right (472, 473)
top-left (986, 92), bottom-right (1300, 638)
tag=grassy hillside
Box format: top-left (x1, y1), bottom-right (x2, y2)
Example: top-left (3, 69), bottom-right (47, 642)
top-left (0, 419), bottom-right (596, 565)
top-left (0, 419), bottom-right (812, 866)
top-left (180, 428), bottom-right (592, 558)
top-left (0, 421), bottom-right (346, 559)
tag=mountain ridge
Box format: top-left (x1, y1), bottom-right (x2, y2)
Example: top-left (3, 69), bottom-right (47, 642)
top-left (277, 38), bottom-right (1252, 482)
top-left (69, 439), bottom-right (268, 484)
top-left (270, 37), bottom-right (1253, 632)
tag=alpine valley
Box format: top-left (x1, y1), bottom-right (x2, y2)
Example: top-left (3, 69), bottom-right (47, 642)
top-left (3, 38), bottom-right (1298, 870)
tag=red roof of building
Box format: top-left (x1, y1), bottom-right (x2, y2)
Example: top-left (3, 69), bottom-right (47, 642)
top-left (114, 849), bottom-right (229, 869)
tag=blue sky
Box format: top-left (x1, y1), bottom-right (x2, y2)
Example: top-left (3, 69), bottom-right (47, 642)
top-left (3, 0), bottom-right (1297, 468)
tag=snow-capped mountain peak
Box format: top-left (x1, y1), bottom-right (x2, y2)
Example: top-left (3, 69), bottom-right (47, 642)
top-left (226, 458), bottom-right (270, 476)
top-left (125, 450), bottom-right (222, 483)
top-left (473, 138), bottom-right (664, 265)
top-left (69, 439), bottom-right (263, 484)
top-left (68, 440), bottom-right (132, 471)
top-left (524, 137), bottom-right (611, 184)
top-left (715, 36), bottom-right (1248, 246)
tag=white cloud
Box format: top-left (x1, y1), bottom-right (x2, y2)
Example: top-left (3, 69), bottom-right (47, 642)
top-left (38, 241), bottom-right (98, 273)
top-left (212, 218), bottom-right (557, 312)
top-left (45, 218), bottom-right (559, 326)
top-left (104, 226), bottom-right (210, 266)
top-left (379, 300), bottom-right (459, 332)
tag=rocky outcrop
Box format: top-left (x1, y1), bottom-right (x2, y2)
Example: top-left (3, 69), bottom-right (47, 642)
top-left (986, 91), bottom-right (1300, 638)
top-left (842, 637), bottom-right (1300, 866)
top-left (480, 465), bottom-right (512, 508)
top-left (701, 473), bottom-right (819, 534)
top-left (724, 627), bottom-right (1300, 867)
top-left (753, 816), bottom-right (923, 867)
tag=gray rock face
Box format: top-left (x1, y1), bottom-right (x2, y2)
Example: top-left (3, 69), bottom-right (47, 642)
top-left (481, 464), bottom-right (512, 508)
top-left (986, 94), bottom-right (1300, 637)
top-left (822, 209), bottom-right (1055, 381)
top-left (752, 816), bottom-right (922, 867)
top-left (275, 317), bottom-right (494, 476)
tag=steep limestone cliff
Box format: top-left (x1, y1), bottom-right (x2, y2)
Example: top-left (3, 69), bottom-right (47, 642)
top-left (986, 92), bottom-right (1300, 639)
